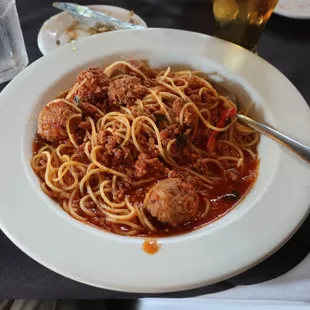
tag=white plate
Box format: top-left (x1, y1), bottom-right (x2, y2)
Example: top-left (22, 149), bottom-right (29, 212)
top-left (37, 5), bottom-right (147, 55)
top-left (0, 29), bottom-right (310, 293)
top-left (274, 0), bottom-right (310, 19)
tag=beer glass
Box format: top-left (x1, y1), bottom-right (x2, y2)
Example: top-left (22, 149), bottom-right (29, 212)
top-left (213, 0), bottom-right (278, 52)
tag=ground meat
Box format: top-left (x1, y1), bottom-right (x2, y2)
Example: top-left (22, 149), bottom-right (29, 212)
top-left (143, 105), bottom-right (158, 116)
top-left (97, 130), bottom-right (121, 154)
top-left (227, 168), bottom-right (240, 181)
top-left (159, 123), bottom-right (182, 149)
top-left (113, 148), bottom-right (124, 160)
top-left (143, 79), bottom-right (157, 88)
top-left (79, 102), bottom-right (101, 118)
top-left (201, 89), bottom-right (218, 105)
top-left (38, 100), bottom-right (81, 142)
top-left (78, 121), bottom-right (91, 130)
top-left (105, 60), bottom-right (157, 79)
top-left (134, 154), bottom-right (169, 179)
top-left (145, 178), bottom-right (199, 226)
top-left (181, 147), bottom-right (200, 163)
top-left (76, 166), bottom-right (87, 179)
top-left (193, 158), bottom-right (223, 179)
top-left (115, 187), bottom-right (125, 201)
top-left (134, 131), bottom-right (159, 158)
top-left (189, 94), bottom-right (201, 103)
top-left (71, 142), bottom-right (90, 164)
top-left (73, 67), bottom-right (109, 103)
top-left (168, 169), bottom-right (201, 188)
top-left (192, 127), bottom-right (209, 149)
top-left (148, 138), bottom-right (160, 158)
top-left (185, 88), bottom-right (199, 96)
top-left (107, 76), bottom-right (148, 106)
top-left (158, 123), bottom-right (199, 163)
top-left (172, 98), bottom-right (198, 128)
top-left (186, 76), bottom-right (207, 93)
top-left (218, 143), bottom-right (239, 158)
top-left (64, 130), bottom-right (84, 146)
top-left (154, 115), bottom-right (171, 131)
top-left (172, 98), bottom-right (184, 119)
top-left (129, 106), bottom-right (144, 118)
top-left (129, 60), bottom-right (158, 78)
top-left (97, 130), bottom-right (138, 166)
top-left (160, 124), bottom-right (182, 140)
top-left (105, 63), bottom-right (129, 78)
top-left (84, 200), bottom-right (96, 210)
top-left (122, 144), bottom-right (139, 163)
top-left (97, 150), bottom-right (111, 167)
top-left (129, 105), bottom-right (157, 122)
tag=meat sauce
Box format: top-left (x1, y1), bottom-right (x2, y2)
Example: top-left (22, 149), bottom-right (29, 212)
top-left (32, 62), bottom-right (259, 240)
top-left (34, 136), bottom-right (258, 237)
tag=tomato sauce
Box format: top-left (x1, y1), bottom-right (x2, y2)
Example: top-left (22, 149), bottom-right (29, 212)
top-left (143, 239), bottom-right (160, 254)
top-left (33, 135), bottom-right (259, 238)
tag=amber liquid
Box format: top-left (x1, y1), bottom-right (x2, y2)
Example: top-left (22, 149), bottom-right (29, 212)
top-left (213, 0), bottom-right (278, 51)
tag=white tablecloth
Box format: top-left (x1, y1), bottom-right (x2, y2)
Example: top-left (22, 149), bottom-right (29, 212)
top-left (204, 254), bottom-right (310, 302)
top-left (137, 254), bottom-right (310, 309)
top-left (1, 254), bottom-right (309, 310)
top-left (138, 299), bottom-right (310, 309)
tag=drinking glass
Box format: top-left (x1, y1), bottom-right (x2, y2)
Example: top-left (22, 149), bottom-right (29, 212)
top-left (213, 0), bottom-right (279, 52)
top-left (0, 0), bottom-right (28, 84)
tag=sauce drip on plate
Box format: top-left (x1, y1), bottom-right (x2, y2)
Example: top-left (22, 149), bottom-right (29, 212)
top-left (143, 239), bottom-right (159, 254)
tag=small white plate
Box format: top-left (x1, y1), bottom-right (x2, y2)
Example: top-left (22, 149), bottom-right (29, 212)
top-left (1, 29), bottom-right (310, 293)
top-left (37, 5), bottom-right (147, 55)
top-left (274, 0), bottom-right (310, 19)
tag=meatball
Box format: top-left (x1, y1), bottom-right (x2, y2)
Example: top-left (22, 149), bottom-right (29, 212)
top-left (38, 100), bottom-right (81, 142)
top-left (145, 178), bottom-right (199, 226)
top-left (73, 67), bottom-right (109, 103)
top-left (107, 76), bottom-right (148, 106)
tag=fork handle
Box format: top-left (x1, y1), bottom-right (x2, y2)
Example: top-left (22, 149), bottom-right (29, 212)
top-left (237, 114), bottom-right (310, 166)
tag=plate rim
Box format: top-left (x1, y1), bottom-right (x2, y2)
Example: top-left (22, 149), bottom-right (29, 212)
top-left (1, 28), bottom-right (310, 293)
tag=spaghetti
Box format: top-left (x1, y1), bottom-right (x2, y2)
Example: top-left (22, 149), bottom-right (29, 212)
top-left (31, 60), bottom-right (259, 236)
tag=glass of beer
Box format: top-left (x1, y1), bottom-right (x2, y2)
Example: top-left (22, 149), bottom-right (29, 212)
top-left (213, 0), bottom-right (278, 52)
